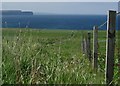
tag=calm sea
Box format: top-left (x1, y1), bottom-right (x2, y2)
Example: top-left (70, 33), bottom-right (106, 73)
top-left (2, 15), bottom-right (108, 30)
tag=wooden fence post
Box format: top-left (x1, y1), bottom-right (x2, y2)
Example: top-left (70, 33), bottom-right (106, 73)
top-left (118, 48), bottom-right (120, 84)
top-left (105, 10), bottom-right (116, 85)
top-left (84, 35), bottom-right (87, 56)
top-left (118, 2), bottom-right (120, 83)
top-left (93, 26), bottom-right (98, 70)
top-left (82, 32), bottom-right (92, 62)
top-left (81, 33), bottom-right (85, 54)
top-left (87, 32), bottom-right (92, 62)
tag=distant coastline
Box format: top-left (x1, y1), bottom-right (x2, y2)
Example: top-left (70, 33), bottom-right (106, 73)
top-left (0, 10), bottom-right (33, 15)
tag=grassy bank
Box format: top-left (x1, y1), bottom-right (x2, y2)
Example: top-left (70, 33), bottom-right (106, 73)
top-left (2, 28), bottom-right (119, 84)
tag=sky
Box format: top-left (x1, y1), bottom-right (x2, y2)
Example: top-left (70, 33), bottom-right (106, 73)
top-left (118, 2), bottom-right (120, 12)
top-left (1, 0), bottom-right (120, 2)
top-left (2, 2), bottom-right (118, 15)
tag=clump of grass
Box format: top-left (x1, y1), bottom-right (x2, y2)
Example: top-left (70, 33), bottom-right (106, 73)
top-left (3, 28), bottom-right (120, 84)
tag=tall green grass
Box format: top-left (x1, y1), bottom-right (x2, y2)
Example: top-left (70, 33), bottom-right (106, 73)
top-left (2, 28), bottom-right (119, 84)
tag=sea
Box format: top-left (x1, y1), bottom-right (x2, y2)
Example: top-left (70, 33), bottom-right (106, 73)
top-left (2, 15), bottom-right (119, 30)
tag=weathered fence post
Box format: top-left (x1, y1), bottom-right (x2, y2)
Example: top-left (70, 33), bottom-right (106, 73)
top-left (118, 2), bottom-right (120, 83)
top-left (81, 33), bottom-right (85, 54)
top-left (118, 48), bottom-right (120, 84)
top-left (93, 26), bottom-right (98, 70)
top-left (82, 32), bottom-right (92, 62)
top-left (87, 32), bottom-right (92, 62)
top-left (105, 10), bottom-right (116, 85)
top-left (84, 35), bottom-right (88, 56)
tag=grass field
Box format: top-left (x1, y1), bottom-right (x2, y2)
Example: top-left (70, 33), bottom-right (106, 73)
top-left (2, 28), bottom-right (119, 84)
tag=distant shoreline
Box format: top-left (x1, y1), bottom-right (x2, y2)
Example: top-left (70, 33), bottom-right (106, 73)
top-left (0, 10), bottom-right (33, 16)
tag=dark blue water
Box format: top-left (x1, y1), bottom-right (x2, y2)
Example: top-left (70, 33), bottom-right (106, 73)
top-left (2, 15), bottom-right (108, 30)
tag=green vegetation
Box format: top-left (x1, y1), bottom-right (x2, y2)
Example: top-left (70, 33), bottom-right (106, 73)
top-left (2, 28), bottom-right (119, 84)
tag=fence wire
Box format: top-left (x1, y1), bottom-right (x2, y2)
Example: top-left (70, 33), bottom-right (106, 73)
top-left (98, 21), bottom-right (107, 29)
top-left (117, 12), bottom-right (120, 15)
top-left (98, 12), bottom-right (119, 29)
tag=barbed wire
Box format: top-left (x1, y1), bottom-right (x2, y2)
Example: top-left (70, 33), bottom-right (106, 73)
top-left (98, 21), bottom-right (107, 29)
top-left (98, 12), bottom-right (119, 29)
top-left (117, 12), bottom-right (120, 15)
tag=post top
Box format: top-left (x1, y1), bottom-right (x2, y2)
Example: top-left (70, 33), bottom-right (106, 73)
top-left (108, 10), bottom-right (117, 13)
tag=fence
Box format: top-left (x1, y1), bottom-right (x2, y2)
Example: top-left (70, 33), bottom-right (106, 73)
top-left (81, 10), bottom-right (119, 85)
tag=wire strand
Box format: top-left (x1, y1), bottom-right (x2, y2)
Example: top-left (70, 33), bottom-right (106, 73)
top-left (98, 21), bottom-right (107, 29)
top-left (98, 11), bottom-right (119, 29)
top-left (117, 12), bottom-right (120, 15)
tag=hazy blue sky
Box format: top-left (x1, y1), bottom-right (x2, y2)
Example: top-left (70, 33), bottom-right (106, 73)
top-left (2, 2), bottom-right (118, 15)
top-left (2, 0), bottom-right (119, 2)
